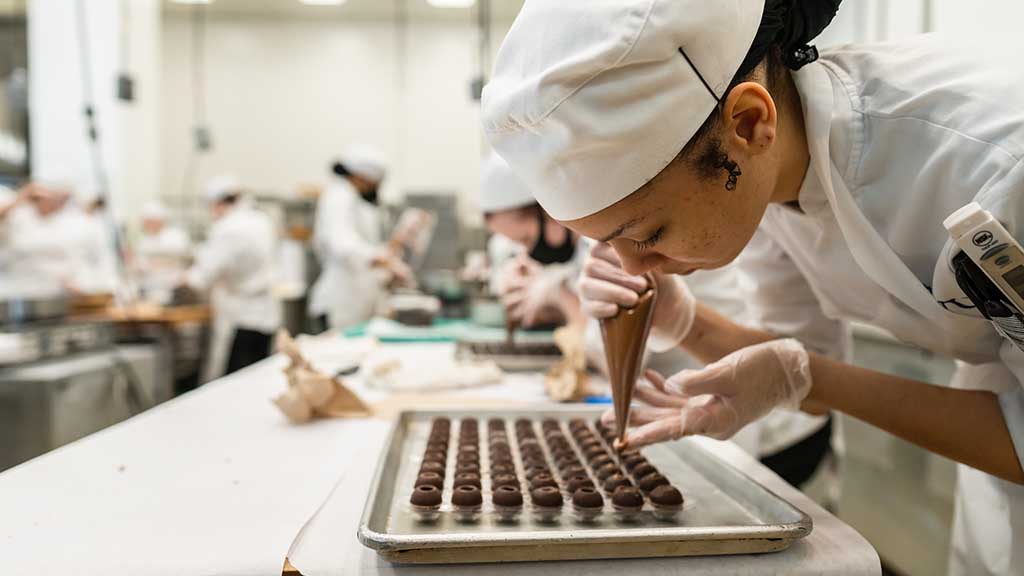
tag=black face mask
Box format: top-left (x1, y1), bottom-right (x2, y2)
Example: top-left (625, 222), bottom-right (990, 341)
top-left (361, 186), bottom-right (379, 206)
top-left (528, 207), bottom-right (575, 264)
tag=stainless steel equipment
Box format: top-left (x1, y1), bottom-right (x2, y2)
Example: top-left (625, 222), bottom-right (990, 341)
top-left (0, 319), bottom-right (114, 367)
top-left (0, 296), bottom-right (68, 325)
top-left (0, 343), bottom-right (171, 471)
top-left (359, 407), bottom-right (812, 564)
top-left (454, 338), bottom-right (562, 372)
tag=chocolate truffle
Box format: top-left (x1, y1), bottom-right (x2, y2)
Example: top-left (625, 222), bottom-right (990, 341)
top-left (488, 418), bottom-right (506, 431)
top-left (649, 485), bottom-right (684, 507)
top-left (419, 461), bottom-right (446, 475)
top-left (566, 474), bottom-right (594, 493)
top-left (492, 485), bottom-right (524, 507)
top-left (541, 418), bottom-right (559, 430)
top-left (453, 472), bottom-right (481, 488)
top-left (638, 472), bottom-right (670, 493)
top-left (611, 486), bottom-right (644, 509)
top-left (530, 486), bottom-right (563, 508)
top-left (490, 451), bottom-right (511, 462)
top-left (578, 437), bottom-right (601, 451)
top-left (603, 473), bottom-right (632, 493)
top-left (561, 464), bottom-right (588, 479)
top-left (422, 451), bottom-right (446, 464)
top-left (492, 473), bottom-right (520, 489)
top-left (529, 473), bottom-right (558, 490)
top-left (458, 443), bottom-right (479, 452)
top-left (631, 463), bottom-right (658, 479)
top-left (572, 486), bottom-right (604, 509)
top-left (568, 418), bottom-right (587, 431)
top-left (557, 455), bottom-right (582, 469)
top-left (426, 441), bottom-right (448, 454)
top-left (618, 448), bottom-right (641, 460)
top-left (622, 454), bottom-right (646, 471)
top-left (455, 463), bottom-right (480, 475)
top-left (456, 452), bottom-right (480, 464)
top-left (525, 466), bottom-right (552, 481)
top-left (451, 484), bottom-right (482, 507)
top-left (595, 462), bottom-right (621, 481)
top-left (522, 456), bottom-right (547, 469)
top-left (490, 463), bottom-right (515, 475)
top-left (590, 454), bottom-right (614, 470)
top-left (410, 484), bottom-right (442, 507)
top-left (415, 471), bottom-right (444, 489)
top-left (584, 445), bottom-right (608, 461)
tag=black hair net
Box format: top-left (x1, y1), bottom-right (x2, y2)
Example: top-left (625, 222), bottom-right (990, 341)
top-left (737, 0), bottom-right (843, 77)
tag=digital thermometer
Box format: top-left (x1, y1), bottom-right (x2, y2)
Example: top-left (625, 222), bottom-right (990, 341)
top-left (944, 202), bottom-right (1024, 315)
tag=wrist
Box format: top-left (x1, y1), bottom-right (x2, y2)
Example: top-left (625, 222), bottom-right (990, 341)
top-left (647, 277), bottom-right (695, 353)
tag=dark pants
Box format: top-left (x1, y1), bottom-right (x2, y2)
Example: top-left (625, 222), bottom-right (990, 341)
top-left (759, 416), bottom-right (833, 488)
top-left (225, 328), bottom-right (273, 375)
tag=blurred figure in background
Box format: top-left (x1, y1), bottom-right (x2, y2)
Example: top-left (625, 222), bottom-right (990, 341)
top-left (0, 179), bottom-right (85, 298)
top-left (135, 201), bottom-right (191, 305)
top-left (308, 146), bottom-right (411, 332)
top-left (480, 152), bottom-right (584, 328)
top-left (184, 175), bottom-right (281, 380)
top-left (69, 184), bottom-right (120, 296)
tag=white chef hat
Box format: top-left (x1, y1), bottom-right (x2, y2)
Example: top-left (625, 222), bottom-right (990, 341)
top-left (478, 151), bottom-right (536, 214)
top-left (482, 0), bottom-right (764, 221)
top-left (335, 145), bottom-right (389, 184)
top-left (204, 173), bottom-right (243, 203)
top-left (140, 201), bottom-right (168, 221)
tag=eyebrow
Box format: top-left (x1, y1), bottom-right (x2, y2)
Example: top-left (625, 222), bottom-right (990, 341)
top-left (598, 215), bottom-right (646, 243)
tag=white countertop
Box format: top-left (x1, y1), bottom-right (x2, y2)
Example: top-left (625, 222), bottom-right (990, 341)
top-left (0, 338), bottom-right (880, 576)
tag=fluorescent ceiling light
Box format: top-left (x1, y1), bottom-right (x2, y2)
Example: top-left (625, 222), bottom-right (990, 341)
top-left (170, 0), bottom-right (213, 5)
top-left (427, 0), bottom-right (476, 7)
top-left (300, 0), bottom-right (346, 5)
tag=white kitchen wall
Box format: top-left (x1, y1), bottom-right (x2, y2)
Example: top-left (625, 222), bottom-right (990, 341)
top-left (160, 12), bottom-right (511, 225)
top-left (28, 0), bottom-right (161, 224)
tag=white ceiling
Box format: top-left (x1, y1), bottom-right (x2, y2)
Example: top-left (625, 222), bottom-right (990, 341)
top-left (162, 0), bottom-right (523, 21)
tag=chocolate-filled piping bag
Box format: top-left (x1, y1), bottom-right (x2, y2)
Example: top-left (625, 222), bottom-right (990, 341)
top-left (599, 276), bottom-right (657, 445)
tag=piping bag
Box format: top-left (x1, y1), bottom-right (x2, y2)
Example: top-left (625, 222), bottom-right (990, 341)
top-left (599, 275), bottom-right (657, 447)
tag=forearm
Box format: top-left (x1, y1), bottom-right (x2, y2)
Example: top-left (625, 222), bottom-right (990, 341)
top-left (807, 353), bottom-right (1024, 484)
top-left (680, 302), bottom-right (777, 364)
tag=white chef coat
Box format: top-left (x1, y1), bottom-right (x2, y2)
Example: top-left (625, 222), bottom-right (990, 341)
top-left (187, 200), bottom-right (281, 380)
top-left (308, 179), bottom-right (385, 330)
top-left (69, 209), bottom-right (120, 295)
top-left (137, 225), bottom-right (192, 305)
top-left (744, 34), bottom-right (1024, 575)
top-left (0, 198), bottom-right (85, 299)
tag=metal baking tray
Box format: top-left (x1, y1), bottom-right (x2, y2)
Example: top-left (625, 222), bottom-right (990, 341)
top-left (358, 407), bottom-right (812, 564)
top-left (454, 339), bottom-right (562, 372)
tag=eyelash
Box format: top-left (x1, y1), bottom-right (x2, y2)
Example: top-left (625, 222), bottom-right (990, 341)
top-left (633, 227), bottom-right (663, 253)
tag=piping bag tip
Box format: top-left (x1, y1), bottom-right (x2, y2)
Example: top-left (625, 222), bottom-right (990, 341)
top-left (599, 275), bottom-right (658, 448)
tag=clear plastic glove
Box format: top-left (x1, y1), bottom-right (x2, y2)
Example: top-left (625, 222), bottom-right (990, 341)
top-left (601, 338), bottom-right (813, 448)
top-left (578, 242), bottom-right (696, 352)
top-left (502, 261), bottom-right (567, 326)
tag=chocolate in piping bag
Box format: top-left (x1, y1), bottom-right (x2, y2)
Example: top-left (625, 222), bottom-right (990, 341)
top-left (599, 282), bottom-right (657, 445)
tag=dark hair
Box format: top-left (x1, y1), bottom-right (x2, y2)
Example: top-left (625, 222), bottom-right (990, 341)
top-left (681, 0), bottom-right (841, 183)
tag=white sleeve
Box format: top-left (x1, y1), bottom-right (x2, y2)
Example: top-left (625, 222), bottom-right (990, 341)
top-left (735, 227), bottom-right (851, 361)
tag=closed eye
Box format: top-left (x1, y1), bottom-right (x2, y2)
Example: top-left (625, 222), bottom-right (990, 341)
top-left (633, 227), bottom-right (663, 253)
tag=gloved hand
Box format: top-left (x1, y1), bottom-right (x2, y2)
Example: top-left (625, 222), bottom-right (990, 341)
top-left (601, 338), bottom-right (813, 448)
top-left (502, 259), bottom-right (568, 327)
top-left (578, 242), bottom-right (696, 352)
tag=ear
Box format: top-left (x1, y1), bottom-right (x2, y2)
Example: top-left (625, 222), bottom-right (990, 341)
top-left (720, 81), bottom-right (777, 157)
